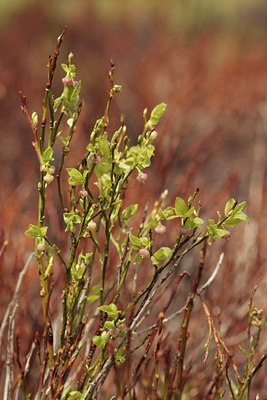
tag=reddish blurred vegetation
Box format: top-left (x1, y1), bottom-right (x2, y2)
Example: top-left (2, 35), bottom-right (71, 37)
top-left (0, 3), bottom-right (267, 398)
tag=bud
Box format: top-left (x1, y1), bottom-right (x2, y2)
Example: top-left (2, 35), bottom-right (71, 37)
top-left (137, 173), bottom-right (148, 183)
top-left (139, 248), bottom-right (150, 258)
top-left (92, 155), bottom-right (101, 164)
top-left (37, 243), bottom-right (45, 252)
top-left (222, 231), bottom-right (231, 239)
top-left (155, 225), bottom-right (166, 234)
top-left (49, 165), bottom-right (56, 174)
top-left (150, 130), bottom-right (158, 140)
top-left (79, 189), bottom-right (88, 199)
top-left (62, 77), bottom-right (73, 86)
top-left (31, 112), bottom-right (38, 127)
top-left (160, 189), bottom-right (168, 200)
top-left (40, 164), bottom-right (46, 173)
top-left (44, 174), bottom-right (54, 184)
top-left (87, 221), bottom-right (97, 231)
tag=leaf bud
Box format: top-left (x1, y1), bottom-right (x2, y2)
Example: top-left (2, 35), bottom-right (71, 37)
top-left (31, 112), bottom-right (38, 127)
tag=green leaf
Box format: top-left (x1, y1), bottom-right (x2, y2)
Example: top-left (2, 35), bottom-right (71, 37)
top-left (98, 138), bottom-right (110, 159)
top-left (121, 204), bottom-right (138, 221)
top-left (193, 217), bottom-right (204, 226)
top-left (42, 147), bottom-right (54, 164)
top-left (94, 157), bottom-right (110, 178)
top-left (53, 96), bottom-right (63, 111)
top-left (25, 224), bottom-right (48, 238)
top-left (61, 63), bottom-right (69, 73)
top-left (224, 213), bottom-right (249, 228)
top-left (92, 332), bottom-right (109, 349)
top-left (153, 247), bottom-right (172, 261)
top-left (134, 253), bottom-right (143, 265)
top-left (68, 392), bottom-right (82, 400)
top-left (115, 344), bottom-right (126, 364)
top-left (151, 256), bottom-right (159, 265)
top-left (129, 233), bottom-right (142, 249)
top-left (99, 303), bottom-right (119, 319)
top-left (86, 295), bottom-right (99, 304)
top-left (66, 168), bottom-right (84, 186)
top-left (162, 207), bottom-right (175, 220)
top-left (86, 285), bottom-right (100, 304)
top-left (224, 198), bottom-right (236, 216)
top-left (104, 320), bottom-right (116, 330)
top-left (207, 219), bottom-right (228, 241)
top-left (149, 102), bottom-right (167, 127)
top-left (175, 197), bottom-right (188, 217)
top-left (63, 212), bottom-right (81, 232)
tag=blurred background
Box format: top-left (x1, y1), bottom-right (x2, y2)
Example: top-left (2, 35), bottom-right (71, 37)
top-left (0, 0), bottom-right (267, 397)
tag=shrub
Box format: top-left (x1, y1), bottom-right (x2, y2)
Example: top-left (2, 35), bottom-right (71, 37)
top-left (1, 27), bottom-right (266, 400)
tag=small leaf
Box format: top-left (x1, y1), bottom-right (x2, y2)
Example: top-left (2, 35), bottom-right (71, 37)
top-left (121, 204), bottom-right (138, 221)
top-left (99, 303), bottom-right (119, 319)
top-left (193, 217), bottom-right (204, 226)
top-left (149, 103), bottom-right (167, 127)
top-left (129, 233), bottom-right (142, 249)
top-left (42, 147), bottom-right (54, 164)
top-left (175, 197), bottom-right (188, 217)
top-left (92, 332), bottom-right (109, 349)
top-left (104, 321), bottom-right (116, 330)
top-left (86, 295), bottom-right (99, 304)
top-left (224, 198), bottom-right (236, 216)
top-left (61, 63), bottom-right (69, 73)
top-left (66, 168), bottom-right (84, 186)
top-left (153, 247), bottom-right (172, 261)
top-left (98, 138), bottom-right (110, 159)
top-left (94, 158), bottom-right (110, 178)
top-left (25, 224), bottom-right (48, 238)
top-left (134, 253), bottom-right (143, 265)
top-left (163, 207), bottom-right (175, 220)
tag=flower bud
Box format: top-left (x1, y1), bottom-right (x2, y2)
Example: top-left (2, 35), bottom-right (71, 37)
top-left (37, 243), bottom-right (45, 252)
top-left (44, 174), bottom-right (54, 184)
top-left (150, 130), bottom-right (158, 140)
top-left (49, 166), bottom-right (56, 174)
top-left (79, 189), bottom-right (88, 199)
top-left (139, 248), bottom-right (150, 258)
top-left (160, 189), bottom-right (168, 200)
top-left (155, 225), bottom-right (166, 234)
top-left (62, 77), bottom-right (73, 86)
top-left (92, 155), bottom-right (101, 164)
top-left (87, 221), bottom-right (96, 231)
top-left (137, 173), bottom-right (148, 183)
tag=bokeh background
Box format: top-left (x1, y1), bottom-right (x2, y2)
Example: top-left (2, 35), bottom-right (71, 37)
top-left (0, 0), bottom-right (267, 397)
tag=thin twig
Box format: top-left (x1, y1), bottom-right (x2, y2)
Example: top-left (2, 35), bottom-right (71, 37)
top-left (0, 252), bottom-right (34, 355)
